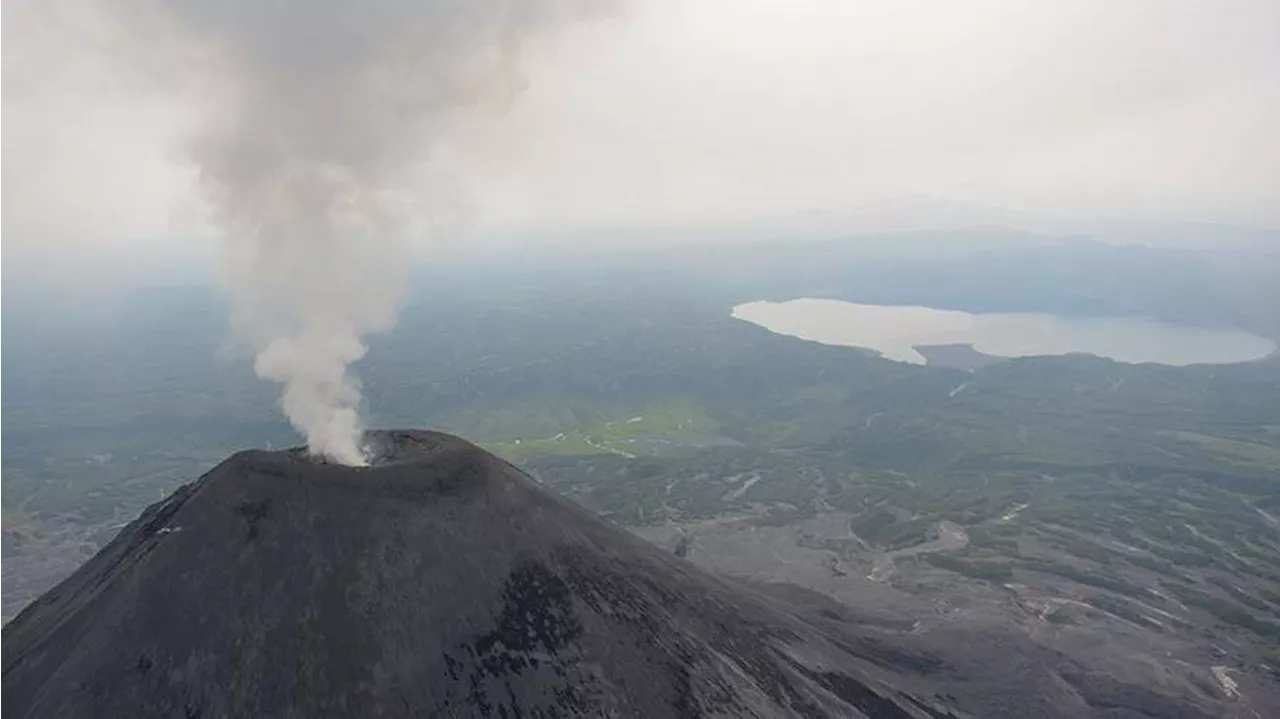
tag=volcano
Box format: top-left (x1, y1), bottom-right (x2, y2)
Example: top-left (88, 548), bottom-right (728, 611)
top-left (2, 430), bottom-right (962, 718)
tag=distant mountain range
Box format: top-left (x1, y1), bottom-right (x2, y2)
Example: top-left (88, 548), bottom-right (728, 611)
top-left (763, 193), bottom-right (1280, 250)
top-left (462, 193), bottom-right (1280, 255)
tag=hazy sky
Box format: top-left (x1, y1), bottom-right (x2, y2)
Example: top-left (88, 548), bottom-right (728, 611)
top-left (4, 0), bottom-right (1279, 252)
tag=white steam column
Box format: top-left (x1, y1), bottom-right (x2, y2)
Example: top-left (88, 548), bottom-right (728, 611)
top-left (122, 0), bottom-right (613, 464)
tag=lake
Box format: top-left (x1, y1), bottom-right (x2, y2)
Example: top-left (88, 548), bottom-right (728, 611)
top-left (732, 299), bottom-right (1276, 366)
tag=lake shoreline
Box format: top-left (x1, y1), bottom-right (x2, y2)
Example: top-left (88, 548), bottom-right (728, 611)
top-left (732, 298), bottom-right (1276, 367)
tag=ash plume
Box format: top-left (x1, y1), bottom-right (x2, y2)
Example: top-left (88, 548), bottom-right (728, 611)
top-left (120, 0), bottom-right (609, 464)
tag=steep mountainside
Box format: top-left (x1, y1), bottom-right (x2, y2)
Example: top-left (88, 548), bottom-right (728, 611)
top-left (3, 431), bottom-right (1248, 717)
top-left (3, 430), bottom-right (955, 718)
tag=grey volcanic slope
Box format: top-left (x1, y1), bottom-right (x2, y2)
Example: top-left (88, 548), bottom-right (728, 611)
top-left (3, 430), bottom-right (956, 718)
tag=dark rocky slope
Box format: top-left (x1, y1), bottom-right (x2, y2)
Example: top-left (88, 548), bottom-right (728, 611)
top-left (3, 430), bottom-right (955, 718)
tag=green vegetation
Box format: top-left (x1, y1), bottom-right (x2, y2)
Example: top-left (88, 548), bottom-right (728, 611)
top-left (1159, 431), bottom-right (1280, 469)
top-left (485, 433), bottom-right (610, 460)
top-left (1084, 595), bottom-right (1159, 628)
top-left (1165, 585), bottom-right (1280, 639)
top-left (481, 398), bottom-right (718, 462)
top-left (921, 553), bottom-right (1015, 583)
top-left (1045, 608), bottom-right (1076, 625)
top-left (5, 261), bottom-right (1279, 649)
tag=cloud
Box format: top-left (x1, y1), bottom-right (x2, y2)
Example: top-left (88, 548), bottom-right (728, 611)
top-left (4, 0), bottom-right (1279, 251)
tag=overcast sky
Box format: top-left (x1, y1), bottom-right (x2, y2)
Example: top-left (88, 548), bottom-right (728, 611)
top-left (4, 0), bottom-right (1279, 254)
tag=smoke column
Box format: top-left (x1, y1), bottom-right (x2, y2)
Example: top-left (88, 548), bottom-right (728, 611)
top-left (119, 0), bottom-right (608, 464)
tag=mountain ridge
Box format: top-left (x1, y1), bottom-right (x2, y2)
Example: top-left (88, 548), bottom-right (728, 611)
top-left (2, 429), bottom-right (956, 718)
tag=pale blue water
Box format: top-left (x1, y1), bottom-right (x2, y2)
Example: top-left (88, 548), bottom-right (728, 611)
top-left (733, 299), bottom-right (1276, 366)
